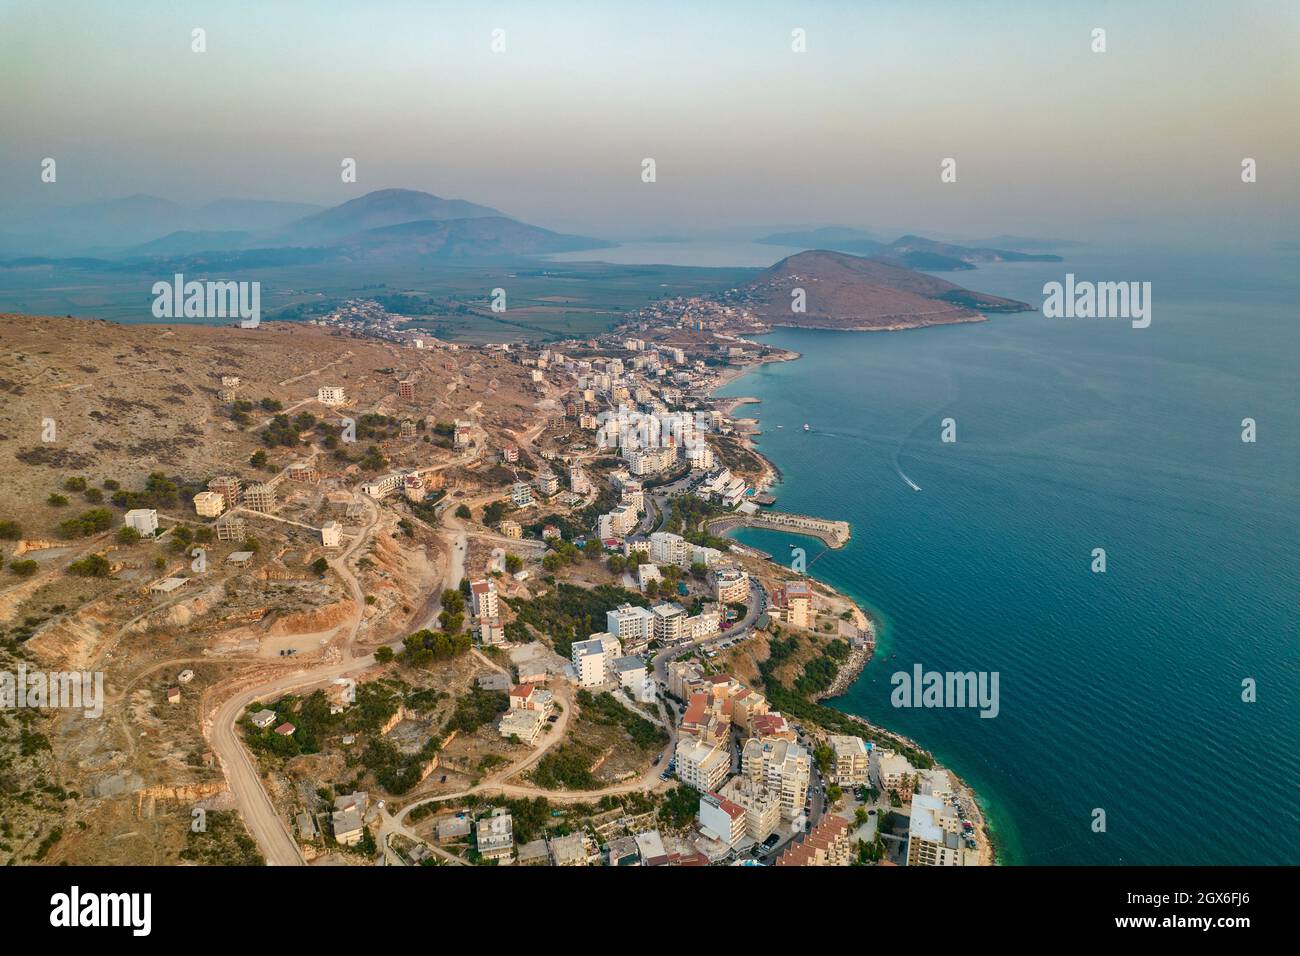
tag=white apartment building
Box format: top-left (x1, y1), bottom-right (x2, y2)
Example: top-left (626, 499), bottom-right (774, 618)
top-left (321, 521), bottom-right (342, 548)
top-left (698, 792), bottom-right (747, 847)
top-left (317, 385), bottom-right (346, 406)
top-left (476, 809), bottom-right (514, 862)
top-left (606, 603), bottom-right (655, 647)
top-left (571, 634), bottom-right (621, 687)
top-left (470, 579), bottom-right (500, 620)
top-left (674, 737), bottom-right (730, 792)
top-left (124, 509), bottom-right (158, 536)
top-left (907, 793), bottom-right (966, 866)
top-left (828, 735), bottom-right (870, 786)
top-left (511, 482), bottom-right (533, 508)
top-left (568, 464), bottom-right (590, 495)
top-left (871, 749), bottom-right (917, 798)
top-left (713, 566), bottom-right (750, 604)
top-left (652, 602), bottom-right (687, 643)
top-left (612, 656), bottom-right (655, 704)
top-left (742, 737), bottom-right (811, 820)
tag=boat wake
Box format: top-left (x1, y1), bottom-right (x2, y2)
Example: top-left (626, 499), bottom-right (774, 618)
top-left (896, 466), bottom-right (922, 492)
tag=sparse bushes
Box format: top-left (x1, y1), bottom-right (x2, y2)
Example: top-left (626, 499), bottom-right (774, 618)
top-left (9, 559), bottom-right (38, 577)
top-left (116, 526), bottom-right (141, 545)
top-left (0, 520), bottom-right (22, 540)
top-left (46, 494), bottom-right (69, 507)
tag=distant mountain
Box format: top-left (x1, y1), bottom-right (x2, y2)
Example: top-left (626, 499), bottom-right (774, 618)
top-left (268, 188), bottom-right (504, 245)
top-left (756, 227), bottom-right (884, 250)
top-left (887, 235), bottom-right (1062, 264)
top-left (125, 230), bottom-right (251, 256)
top-left (740, 249), bottom-right (1030, 331)
top-left (333, 216), bottom-right (613, 259)
top-left (957, 234), bottom-right (1086, 252)
top-left (754, 229), bottom-right (1064, 268)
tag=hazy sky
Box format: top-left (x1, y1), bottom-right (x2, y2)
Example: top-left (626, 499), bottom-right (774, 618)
top-left (2, 0), bottom-right (1298, 243)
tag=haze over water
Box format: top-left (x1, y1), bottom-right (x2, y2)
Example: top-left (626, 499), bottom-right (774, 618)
top-left (715, 250), bottom-right (1299, 865)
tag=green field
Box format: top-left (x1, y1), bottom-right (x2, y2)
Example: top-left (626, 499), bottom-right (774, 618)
top-left (0, 257), bottom-right (756, 343)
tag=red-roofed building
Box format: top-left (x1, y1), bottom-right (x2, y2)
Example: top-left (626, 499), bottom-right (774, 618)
top-left (699, 792), bottom-right (747, 847)
top-left (775, 815), bottom-right (852, 867)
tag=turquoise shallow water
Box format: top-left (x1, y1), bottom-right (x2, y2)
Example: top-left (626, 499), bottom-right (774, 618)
top-left (716, 251), bottom-right (1299, 865)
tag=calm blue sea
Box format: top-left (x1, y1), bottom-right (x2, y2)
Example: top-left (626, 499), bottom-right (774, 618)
top-left (715, 250), bottom-right (1299, 865)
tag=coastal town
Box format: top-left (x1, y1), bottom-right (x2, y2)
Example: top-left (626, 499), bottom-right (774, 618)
top-left (1, 299), bottom-right (993, 869)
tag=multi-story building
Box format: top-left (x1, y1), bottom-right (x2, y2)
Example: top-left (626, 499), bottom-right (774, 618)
top-left (510, 482), bottom-right (533, 508)
top-left (499, 519), bottom-right (522, 539)
top-left (597, 504), bottom-right (638, 539)
top-left (214, 513), bottom-right (246, 542)
top-left (772, 579), bottom-right (814, 629)
top-left (870, 749), bottom-right (917, 799)
top-left (742, 737), bottom-right (811, 820)
top-left (193, 491), bottom-right (225, 518)
top-left (499, 708), bottom-right (546, 745)
top-left (568, 463), bottom-right (590, 495)
top-left (321, 521), bottom-right (342, 548)
top-left (713, 565), bottom-right (750, 604)
top-left (398, 379), bottom-right (415, 400)
top-left (124, 509), bottom-right (159, 536)
top-left (612, 656), bottom-right (654, 703)
top-left (476, 809), bottom-right (514, 862)
top-left (502, 445), bottom-right (519, 463)
top-left (470, 579), bottom-right (499, 620)
top-left (537, 472), bottom-right (560, 497)
top-left (605, 603), bottom-right (655, 649)
top-left (698, 792), bottom-right (747, 847)
top-left (652, 602), bottom-right (687, 643)
top-left (775, 815), bottom-right (853, 867)
top-left (208, 475), bottom-right (242, 507)
top-left (718, 775), bottom-right (781, 842)
top-left (317, 385), bottom-right (346, 406)
top-left (907, 793), bottom-right (966, 866)
top-left (571, 633), bottom-right (621, 687)
top-left (674, 737), bottom-right (729, 793)
top-left (243, 483), bottom-right (276, 514)
top-left (828, 735), bottom-right (870, 787)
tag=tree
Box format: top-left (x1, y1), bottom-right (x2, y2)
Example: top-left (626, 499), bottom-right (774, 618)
top-left (311, 557), bottom-right (329, 575)
top-left (47, 494), bottom-right (69, 507)
top-left (249, 450), bottom-right (267, 468)
top-left (68, 553), bottom-right (112, 577)
top-left (0, 520), bottom-right (21, 540)
top-left (63, 477), bottom-right (87, 492)
top-left (504, 553), bottom-right (523, 574)
top-left (455, 504), bottom-right (471, 519)
top-left (542, 552), bottom-right (562, 572)
top-left (10, 559), bottom-right (38, 577)
top-left (374, 646), bottom-right (395, 664)
top-left (606, 554), bottom-right (625, 574)
top-left (116, 526), bottom-right (141, 545)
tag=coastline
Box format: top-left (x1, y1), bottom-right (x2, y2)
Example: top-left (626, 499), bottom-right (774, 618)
top-left (709, 343), bottom-right (1000, 866)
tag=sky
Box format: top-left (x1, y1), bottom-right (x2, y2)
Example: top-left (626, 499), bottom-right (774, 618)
top-left (1, 0), bottom-right (1298, 244)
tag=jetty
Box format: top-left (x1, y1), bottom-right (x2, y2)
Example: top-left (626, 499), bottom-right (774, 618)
top-left (707, 510), bottom-right (851, 548)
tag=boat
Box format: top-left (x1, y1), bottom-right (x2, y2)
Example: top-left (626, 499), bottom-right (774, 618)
top-left (803, 423), bottom-right (810, 432)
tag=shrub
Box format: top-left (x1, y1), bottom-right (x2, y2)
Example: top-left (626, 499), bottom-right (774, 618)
top-left (116, 526), bottom-right (141, 545)
top-left (67, 553), bottom-right (112, 578)
top-left (10, 559), bottom-right (38, 577)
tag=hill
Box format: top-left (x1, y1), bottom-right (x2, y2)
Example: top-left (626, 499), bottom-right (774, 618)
top-left (740, 249), bottom-right (1031, 331)
top-left (334, 216), bottom-right (614, 259)
top-left (267, 188), bottom-right (504, 245)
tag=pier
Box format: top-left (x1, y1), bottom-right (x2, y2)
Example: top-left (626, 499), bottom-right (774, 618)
top-left (707, 510), bottom-right (851, 548)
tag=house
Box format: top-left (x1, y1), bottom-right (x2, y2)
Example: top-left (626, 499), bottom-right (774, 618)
top-left (548, 832), bottom-right (593, 866)
top-left (166, 687), bottom-right (181, 705)
top-left (321, 521), bottom-right (342, 548)
top-left (516, 838), bottom-right (550, 866)
top-left (249, 709), bottom-right (278, 729)
top-left (476, 808), bottom-right (514, 862)
top-left (499, 707), bottom-right (546, 745)
top-left (273, 722), bottom-right (296, 736)
top-left (698, 792), bottom-right (747, 847)
top-left (332, 807), bottom-right (364, 846)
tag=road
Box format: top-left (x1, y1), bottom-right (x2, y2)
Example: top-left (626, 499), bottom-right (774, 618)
top-left (204, 492), bottom-right (384, 866)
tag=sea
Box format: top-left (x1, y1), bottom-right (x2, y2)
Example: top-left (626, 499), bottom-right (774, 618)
top-left (699, 245), bottom-right (1298, 865)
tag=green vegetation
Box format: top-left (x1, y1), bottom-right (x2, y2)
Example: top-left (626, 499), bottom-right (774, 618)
top-left (504, 583), bottom-right (646, 657)
top-left (443, 687), bottom-right (508, 735)
top-left (667, 495), bottom-right (732, 550)
top-left (179, 809), bottom-right (265, 866)
top-left (57, 508), bottom-right (115, 538)
top-left (658, 785), bottom-right (699, 829)
top-left (66, 553), bottom-right (111, 577)
top-left (0, 520), bottom-right (22, 539)
top-left (9, 559), bottom-right (38, 577)
top-left (576, 690), bottom-right (667, 750)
